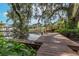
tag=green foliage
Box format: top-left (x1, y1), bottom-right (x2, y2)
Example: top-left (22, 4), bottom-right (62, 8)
top-left (7, 3), bottom-right (33, 39)
top-left (0, 32), bottom-right (3, 37)
top-left (55, 28), bottom-right (79, 33)
top-left (0, 37), bottom-right (36, 56)
top-left (55, 28), bottom-right (79, 38)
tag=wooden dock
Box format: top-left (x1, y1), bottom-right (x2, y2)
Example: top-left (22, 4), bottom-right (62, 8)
top-left (12, 33), bottom-right (79, 56)
top-left (37, 43), bottom-right (78, 56)
top-left (36, 33), bottom-right (79, 56)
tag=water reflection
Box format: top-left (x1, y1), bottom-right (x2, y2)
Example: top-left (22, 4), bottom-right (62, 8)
top-left (27, 33), bottom-right (41, 41)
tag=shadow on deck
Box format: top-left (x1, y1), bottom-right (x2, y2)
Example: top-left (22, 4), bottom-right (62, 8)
top-left (36, 33), bottom-right (79, 56)
top-left (12, 33), bottom-right (79, 56)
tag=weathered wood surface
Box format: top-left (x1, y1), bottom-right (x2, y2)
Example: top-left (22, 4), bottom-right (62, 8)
top-left (37, 43), bottom-right (78, 56)
top-left (36, 33), bottom-right (79, 56)
top-left (10, 39), bottom-right (36, 45)
top-left (36, 33), bottom-right (79, 46)
top-left (11, 33), bottom-right (79, 56)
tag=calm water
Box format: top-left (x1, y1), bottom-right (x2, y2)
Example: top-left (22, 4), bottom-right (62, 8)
top-left (27, 33), bottom-right (41, 41)
top-left (4, 32), bottom-right (41, 41)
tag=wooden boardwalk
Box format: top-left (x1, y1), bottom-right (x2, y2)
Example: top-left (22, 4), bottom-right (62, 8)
top-left (12, 33), bottom-right (79, 56)
top-left (37, 43), bottom-right (78, 56)
top-left (36, 33), bottom-right (79, 56)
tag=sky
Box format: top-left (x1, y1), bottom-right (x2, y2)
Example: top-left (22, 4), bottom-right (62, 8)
top-left (0, 3), bottom-right (59, 26)
top-left (0, 3), bottom-right (39, 25)
top-left (0, 3), bottom-right (13, 25)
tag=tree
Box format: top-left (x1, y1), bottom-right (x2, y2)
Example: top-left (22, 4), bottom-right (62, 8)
top-left (47, 3), bottom-right (79, 29)
top-left (7, 3), bottom-right (32, 39)
top-left (35, 3), bottom-right (55, 32)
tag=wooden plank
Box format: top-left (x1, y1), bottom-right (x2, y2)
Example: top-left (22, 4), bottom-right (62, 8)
top-left (37, 43), bottom-right (78, 56)
top-left (9, 39), bottom-right (36, 45)
top-left (52, 33), bottom-right (79, 46)
top-left (36, 33), bottom-right (79, 46)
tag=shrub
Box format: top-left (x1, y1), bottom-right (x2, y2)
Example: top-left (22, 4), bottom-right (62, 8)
top-left (0, 37), bottom-right (36, 56)
top-left (55, 28), bottom-right (79, 38)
